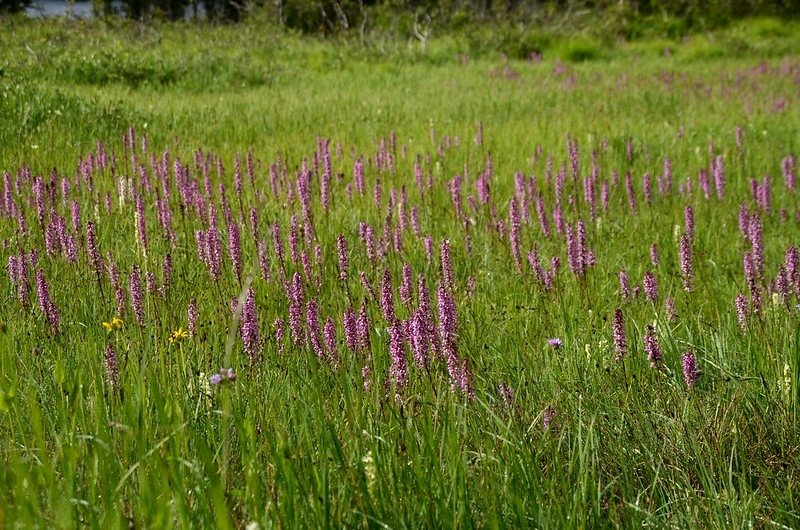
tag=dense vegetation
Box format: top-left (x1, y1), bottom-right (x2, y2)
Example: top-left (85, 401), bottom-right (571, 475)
top-left (9, 0), bottom-right (800, 34)
top-left (1, 16), bottom-right (800, 528)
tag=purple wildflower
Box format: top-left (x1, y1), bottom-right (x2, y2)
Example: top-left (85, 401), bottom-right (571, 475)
top-left (272, 223), bottom-right (285, 266)
top-left (712, 155), bottom-right (725, 200)
top-left (380, 269), bottom-right (395, 322)
top-left (106, 258), bottom-right (126, 317)
top-left (86, 221), bottom-right (103, 279)
top-left (601, 181), bottom-right (610, 211)
top-left (743, 252), bottom-right (756, 291)
top-left (738, 203), bottom-right (750, 238)
top-left (509, 197), bottom-right (522, 269)
top-left (643, 271), bottom-right (658, 303)
top-left (255, 240), bottom-right (270, 282)
top-left (749, 215), bottom-right (764, 279)
top-left (35, 268), bottom-right (60, 333)
top-left (625, 171), bottom-right (637, 212)
top-left (650, 244), bottom-right (659, 267)
top-left (679, 234), bottom-right (693, 292)
top-left (400, 263), bottom-right (413, 306)
top-left (536, 196), bottom-right (551, 237)
top-left (682, 352), bottom-right (700, 388)
top-left (684, 205), bottom-right (694, 241)
top-left (619, 270), bottom-right (631, 300)
top-left (410, 309), bottom-right (430, 368)
top-left (274, 317), bottom-right (286, 354)
top-left (643, 173), bottom-right (653, 205)
top-left (642, 324), bottom-right (662, 368)
top-left (228, 222), bottom-right (242, 284)
top-left (188, 298), bottom-right (198, 338)
top-left (357, 304), bottom-right (371, 354)
top-left (343, 307), bottom-right (358, 352)
top-left (145, 272), bottom-right (158, 296)
top-left (388, 320), bottom-right (408, 390)
top-left (129, 265), bottom-right (145, 326)
top-left (441, 239), bottom-right (454, 291)
top-left (665, 297), bottom-right (677, 322)
top-left (105, 343), bottom-right (120, 388)
top-left (438, 283), bottom-right (471, 396)
top-left (781, 155), bottom-right (796, 191)
top-left (306, 299), bottom-right (324, 360)
top-left (240, 288), bottom-right (260, 363)
top-left (288, 272), bottom-right (305, 346)
top-left (135, 193), bottom-right (148, 257)
top-left (324, 317), bottom-right (338, 364)
top-left (735, 294), bottom-right (748, 331)
top-left (209, 368), bottom-right (237, 385)
top-left (612, 308), bottom-right (627, 360)
top-left (337, 235), bottom-right (348, 282)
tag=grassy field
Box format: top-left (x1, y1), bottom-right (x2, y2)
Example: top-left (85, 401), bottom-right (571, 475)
top-left (1, 16), bottom-right (800, 528)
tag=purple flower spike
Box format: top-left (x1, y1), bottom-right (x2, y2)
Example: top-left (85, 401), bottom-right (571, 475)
top-left (643, 271), bottom-right (658, 303)
top-left (337, 235), bottom-right (349, 282)
top-left (619, 270), bottom-right (631, 301)
top-left (548, 338), bottom-right (563, 349)
top-left (650, 244), bottom-right (659, 267)
top-left (35, 269), bottom-right (60, 333)
top-left (642, 324), bottom-right (662, 368)
top-left (441, 239), bottom-right (454, 291)
top-left (188, 298), bottom-right (198, 338)
top-left (735, 294), bottom-right (748, 331)
top-left (228, 222), bottom-right (242, 284)
top-left (388, 320), bottom-right (408, 390)
top-left (241, 288), bottom-right (260, 363)
top-left (105, 344), bottom-right (120, 388)
top-left (380, 269), bottom-right (395, 323)
top-left (129, 265), bottom-right (145, 326)
top-left (682, 352), bottom-right (700, 388)
top-left (679, 234), bottom-right (693, 292)
top-left (612, 308), bottom-right (627, 361)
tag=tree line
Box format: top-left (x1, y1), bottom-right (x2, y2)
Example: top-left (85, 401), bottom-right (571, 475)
top-left (3, 0), bottom-right (799, 31)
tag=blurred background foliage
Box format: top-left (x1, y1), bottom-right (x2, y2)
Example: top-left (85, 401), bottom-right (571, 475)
top-left (3, 0), bottom-right (800, 35)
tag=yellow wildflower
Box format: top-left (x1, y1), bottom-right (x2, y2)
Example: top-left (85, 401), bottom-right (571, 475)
top-left (169, 327), bottom-right (189, 344)
top-left (102, 317), bottom-right (124, 332)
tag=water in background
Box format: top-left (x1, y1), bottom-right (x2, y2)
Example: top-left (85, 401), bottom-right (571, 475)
top-left (26, 0), bottom-right (98, 18)
top-left (25, 0), bottom-right (204, 18)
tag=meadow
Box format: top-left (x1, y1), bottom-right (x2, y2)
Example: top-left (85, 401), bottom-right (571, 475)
top-left (1, 16), bottom-right (800, 528)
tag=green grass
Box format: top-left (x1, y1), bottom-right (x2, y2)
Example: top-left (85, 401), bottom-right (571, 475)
top-left (0, 16), bottom-right (800, 528)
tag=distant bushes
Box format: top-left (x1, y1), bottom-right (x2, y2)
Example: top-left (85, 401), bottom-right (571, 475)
top-left (84, 0), bottom-right (800, 31)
